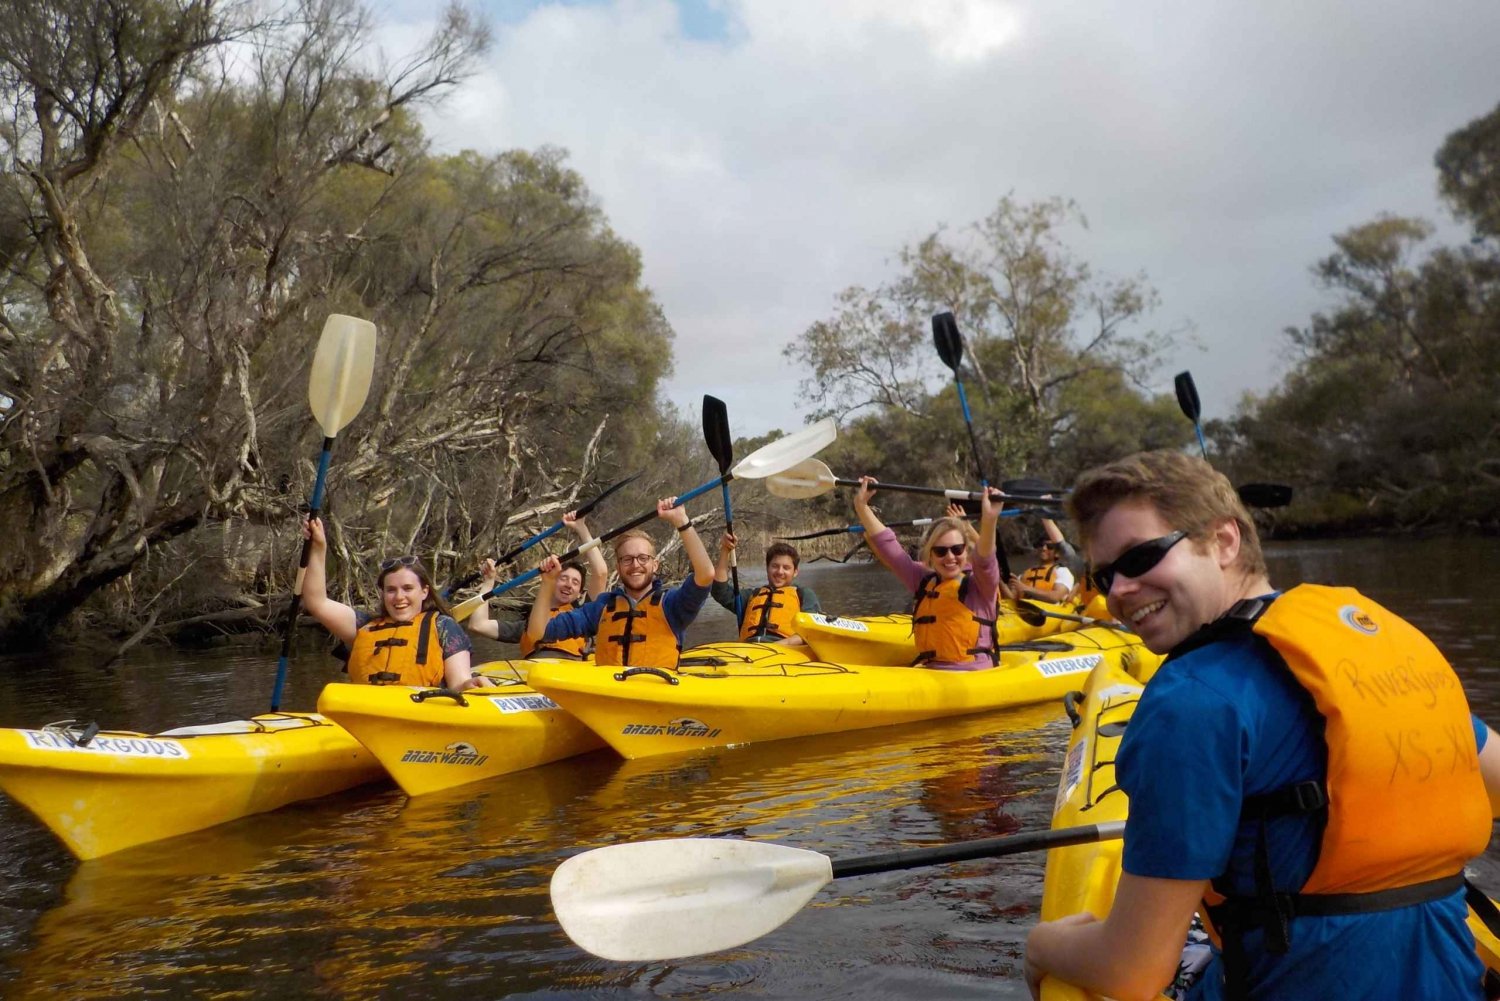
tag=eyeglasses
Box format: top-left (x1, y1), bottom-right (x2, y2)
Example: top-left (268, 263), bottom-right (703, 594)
top-left (1090, 531), bottom-right (1187, 594)
top-left (379, 555), bottom-right (423, 572)
top-left (930, 543), bottom-right (967, 558)
top-left (617, 553), bottom-right (656, 567)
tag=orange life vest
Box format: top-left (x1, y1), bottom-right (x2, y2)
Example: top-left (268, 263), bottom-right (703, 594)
top-left (595, 589), bottom-right (681, 668)
top-left (348, 611), bottom-right (446, 687)
top-left (911, 573), bottom-right (996, 666)
top-left (740, 585), bottom-right (802, 642)
top-left (521, 599), bottom-right (589, 660)
top-left (1021, 562), bottom-right (1059, 589)
top-left (1200, 585), bottom-right (1491, 984)
top-left (1072, 574), bottom-right (1111, 620)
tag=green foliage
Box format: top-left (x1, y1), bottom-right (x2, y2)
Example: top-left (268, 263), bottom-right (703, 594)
top-left (782, 194), bottom-right (1184, 518)
top-left (1218, 101), bottom-right (1500, 533)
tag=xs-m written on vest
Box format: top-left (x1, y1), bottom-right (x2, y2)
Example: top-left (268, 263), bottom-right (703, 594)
top-left (1202, 584), bottom-right (1491, 984)
top-left (1247, 584), bottom-right (1490, 893)
top-left (741, 585), bottom-right (802, 641)
top-left (595, 589), bottom-right (682, 668)
top-left (347, 611), bottom-right (446, 687)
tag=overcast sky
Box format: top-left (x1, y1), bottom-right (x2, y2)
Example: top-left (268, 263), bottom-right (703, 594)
top-left (378, 0), bottom-right (1500, 437)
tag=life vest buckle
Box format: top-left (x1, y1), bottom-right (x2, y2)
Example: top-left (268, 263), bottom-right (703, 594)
top-left (1287, 780), bottom-right (1327, 812)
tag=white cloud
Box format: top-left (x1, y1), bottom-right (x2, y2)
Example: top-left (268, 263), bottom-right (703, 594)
top-left (372, 0), bottom-right (1500, 438)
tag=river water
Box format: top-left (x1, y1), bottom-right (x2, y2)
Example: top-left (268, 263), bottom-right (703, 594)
top-left (3, 536), bottom-right (1500, 998)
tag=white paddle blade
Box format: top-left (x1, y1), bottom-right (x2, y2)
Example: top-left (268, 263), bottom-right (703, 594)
top-left (764, 458), bottom-right (837, 500)
top-left (730, 418), bottom-right (837, 480)
top-left (551, 837), bottom-right (834, 961)
top-left (309, 314), bottom-right (377, 437)
top-left (450, 592), bottom-right (485, 623)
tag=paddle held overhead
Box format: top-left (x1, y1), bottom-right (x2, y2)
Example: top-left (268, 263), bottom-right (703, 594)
top-left (550, 821), bottom-right (1125, 962)
top-left (450, 418), bottom-right (838, 621)
top-left (271, 314), bottom-right (376, 711)
top-left (766, 458), bottom-right (1060, 506)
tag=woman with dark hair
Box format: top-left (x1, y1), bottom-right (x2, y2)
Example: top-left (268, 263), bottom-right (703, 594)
top-left (301, 517), bottom-right (491, 691)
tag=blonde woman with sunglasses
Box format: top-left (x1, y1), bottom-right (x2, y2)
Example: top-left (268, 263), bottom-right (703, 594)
top-left (853, 476), bottom-right (1007, 671)
top-left (300, 517), bottom-right (491, 691)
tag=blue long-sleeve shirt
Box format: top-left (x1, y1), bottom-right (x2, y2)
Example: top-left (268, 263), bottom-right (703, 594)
top-left (542, 576), bottom-right (711, 647)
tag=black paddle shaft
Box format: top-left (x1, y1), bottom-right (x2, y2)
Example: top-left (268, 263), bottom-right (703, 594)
top-left (831, 821), bottom-right (1124, 878)
top-left (703, 395), bottom-right (741, 616)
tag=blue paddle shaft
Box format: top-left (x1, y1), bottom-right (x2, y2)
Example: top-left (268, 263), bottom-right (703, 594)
top-left (481, 475), bottom-right (729, 602)
top-left (273, 436), bottom-right (335, 711)
top-left (955, 379), bottom-right (974, 424)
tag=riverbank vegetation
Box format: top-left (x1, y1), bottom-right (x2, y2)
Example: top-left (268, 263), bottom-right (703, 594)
top-left (2, 1), bottom-right (1495, 651)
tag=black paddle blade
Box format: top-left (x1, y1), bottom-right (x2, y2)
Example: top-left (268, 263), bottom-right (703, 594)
top-left (1001, 477), bottom-right (1062, 499)
top-left (1174, 371), bottom-right (1202, 423)
top-left (702, 395), bottom-right (733, 474)
top-left (1012, 602), bottom-right (1049, 627)
top-left (1238, 482), bottom-right (1293, 509)
top-left (577, 471), bottom-right (642, 518)
top-left (777, 527), bottom-right (845, 541)
top-left (932, 312), bottom-right (964, 371)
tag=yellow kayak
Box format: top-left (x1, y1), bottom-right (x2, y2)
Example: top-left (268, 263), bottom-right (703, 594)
top-left (527, 630), bottom-right (1160, 760)
top-left (1038, 656), bottom-right (1500, 999)
top-left (795, 599), bottom-right (1078, 666)
top-left (0, 713), bottom-right (383, 860)
top-left (1038, 650), bottom-right (1163, 1000)
top-left (316, 661), bottom-right (606, 797)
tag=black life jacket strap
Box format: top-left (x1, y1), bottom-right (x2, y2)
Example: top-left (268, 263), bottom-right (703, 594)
top-left (414, 610), bottom-right (436, 666)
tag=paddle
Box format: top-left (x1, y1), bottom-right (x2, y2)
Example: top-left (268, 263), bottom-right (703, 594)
top-left (450, 418), bottom-right (839, 621)
top-left (703, 395), bottom-right (742, 622)
top-left (1174, 370), bottom-right (1209, 460)
top-left (778, 509), bottom-right (1040, 542)
top-left (1238, 482), bottom-right (1293, 509)
top-left (1013, 599), bottom-right (1126, 631)
top-left (550, 820), bottom-right (1126, 961)
top-left (766, 458), bottom-right (1059, 506)
top-left (442, 471), bottom-right (641, 597)
top-left (1174, 371), bottom-right (1294, 509)
top-left (271, 315), bottom-right (377, 711)
top-left (934, 312), bottom-right (1014, 578)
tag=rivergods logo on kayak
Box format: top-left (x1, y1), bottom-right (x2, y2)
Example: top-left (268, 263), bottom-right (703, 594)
top-left (1034, 654), bottom-right (1103, 678)
top-left (400, 741), bottom-right (489, 767)
top-left (620, 716), bottom-right (722, 738)
top-left (21, 730), bottom-right (190, 758)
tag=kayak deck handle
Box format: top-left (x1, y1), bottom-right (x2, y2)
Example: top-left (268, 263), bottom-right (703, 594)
top-left (1062, 691), bottom-right (1085, 728)
top-left (411, 688), bottom-right (469, 706)
top-left (613, 667), bottom-right (680, 685)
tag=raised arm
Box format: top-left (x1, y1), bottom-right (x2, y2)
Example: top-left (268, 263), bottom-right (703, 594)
top-left (464, 559), bottom-right (501, 640)
top-left (714, 530), bottom-right (737, 584)
top-left (300, 516), bottom-right (358, 644)
top-left (564, 511), bottom-right (611, 600)
top-left (852, 477), bottom-right (888, 536)
top-left (525, 556), bottom-right (562, 643)
top-left (659, 497), bottom-right (714, 586)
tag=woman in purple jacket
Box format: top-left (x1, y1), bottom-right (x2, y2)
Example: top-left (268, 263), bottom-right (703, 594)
top-left (853, 477), bottom-right (1007, 671)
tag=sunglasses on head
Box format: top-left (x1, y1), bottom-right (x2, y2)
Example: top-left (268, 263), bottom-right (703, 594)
top-left (1090, 531), bottom-right (1187, 594)
top-left (379, 554), bottom-right (423, 572)
top-left (931, 542), bottom-right (967, 558)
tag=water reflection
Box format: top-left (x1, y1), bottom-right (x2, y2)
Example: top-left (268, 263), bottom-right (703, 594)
top-left (4, 539), bottom-right (1500, 999)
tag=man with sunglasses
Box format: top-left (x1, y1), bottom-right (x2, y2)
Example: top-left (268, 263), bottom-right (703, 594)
top-left (1011, 538), bottom-right (1074, 603)
top-left (526, 497), bottom-right (716, 669)
top-left (1023, 450), bottom-right (1500, 1001)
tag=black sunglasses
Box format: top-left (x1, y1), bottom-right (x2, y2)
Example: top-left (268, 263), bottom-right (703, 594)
top-left (379, 554), bottom-right (423, 572)
top-left (1090, 531), bottom-right (1187, 594)
top-left (931, 542), bottom-right (967, 558)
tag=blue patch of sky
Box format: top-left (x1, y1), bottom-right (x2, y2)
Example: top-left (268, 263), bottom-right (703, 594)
top-left (478, 0), bottom-right (738, 43)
